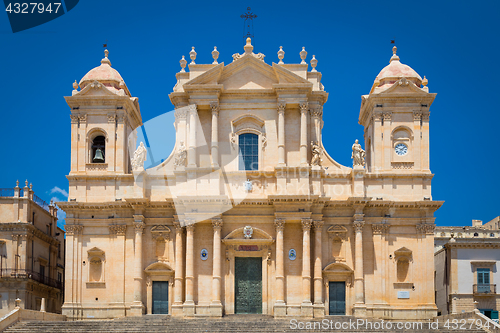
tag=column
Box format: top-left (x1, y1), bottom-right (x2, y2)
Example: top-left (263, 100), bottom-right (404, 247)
top-left (210, 218), bottom-right (223, 316)
top-left (277, 103), bottom-right (286, 166)
top-left (19, 234), bottom-right (28, 271)
top-left (131, 218), bottom-right (145, 315)
top-left (300, 102), bottom-right (308, 166)
top-left (421, 113), bottom-right (430, 171)
top-left (274, 218), bottom-right (286, 317)
top-left (188, 105), bottom-right (197, 167)
top-left (382, 112), bottom-right (391, 170)
top-left (353, 210), bottom-right (366, 316)
top-left (301, 218), bottom-right (313, 316)
top-left (172, 221), bottom-right (184, 316)
top-left (309, 107), bottom-right (322, 145)
top-left (70, 115), bottom-right (79, 173)
top-left (313, 220), bottom-right (324, 317)
top-left (210, 102), bottom-right (219, 168)
top-left (184, 222), bottom-right (195, 316)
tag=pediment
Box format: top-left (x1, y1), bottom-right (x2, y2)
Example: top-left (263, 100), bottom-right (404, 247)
top-left (223, 226), bottom-right (273, 241)
top-left (272, 63), bottom-right (313, 85)
top-left (323, 262), bottom-right (353, 273)
top-left (75, 80), bottom-right (120, 97)
top-left (87, 247), bottom-right (105, 257)
top-left (215, 55), bottom-right (277, 90)
top-left (144, 261), bottom-right (174, 273)
top-left (327, 225), bottom-right (348, 233)
top-left (183, 63), bottom-right (224, 86)
top-left (377, 77), bottom-right (428, 96)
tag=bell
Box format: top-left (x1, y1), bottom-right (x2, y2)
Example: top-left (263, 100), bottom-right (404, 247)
top-left (93, 148), bottom-right (105, 163)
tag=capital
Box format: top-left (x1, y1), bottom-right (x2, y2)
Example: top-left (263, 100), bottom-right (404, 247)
top-left (371, 223), bottom-right (390, 235)
top-left (65, 224), bottom-right (83, 236)
top-left (313, 220), bottom-right (324, 230)
top-left (277, 102), bottom-right (286, 113)
top-left (210, 101), bottom-right (219, 116)
top-left (212, 217), bottom-right (223, 229)
top-left (299, 101), bottom-right (308, 112)
top-left (274, 218), bottom-right (285, 231)
top-left (134, 221), bottom-right (145, 233)
top-left (109, 224), bottom-right (127, 236)
top-left (353, 221), bottom-right (365, 232)
top-left (301, 218), bottom-right (312, 230)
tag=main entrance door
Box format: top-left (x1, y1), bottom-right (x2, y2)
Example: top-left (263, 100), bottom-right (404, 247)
top-left (329, 281), bottom-right (346, 315)
top-left (152, 281), bottom-right (168, 314)
top-left (235, 257), bottom-right (262, 314)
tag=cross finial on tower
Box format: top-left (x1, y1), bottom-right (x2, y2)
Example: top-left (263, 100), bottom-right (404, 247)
top-left (240, 7), bottom-right (257, 40)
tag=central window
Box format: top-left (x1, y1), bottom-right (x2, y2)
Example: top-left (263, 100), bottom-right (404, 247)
top-left (239, 133), bottom-right (258, 170)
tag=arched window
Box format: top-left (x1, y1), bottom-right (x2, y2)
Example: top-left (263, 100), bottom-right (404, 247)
top-left (239, 133), bottom-right (258, 171)
top-left (91, 135), bottom-right (106, 163)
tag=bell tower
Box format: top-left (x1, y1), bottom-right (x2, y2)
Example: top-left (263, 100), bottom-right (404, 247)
top-left (65, 50), bottom-right (142, 200)
top-left (359, 46), bottom-right (436, 174)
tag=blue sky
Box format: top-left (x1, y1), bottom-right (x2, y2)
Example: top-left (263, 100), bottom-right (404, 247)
top-left (1, 0), bottom-right (499, 227)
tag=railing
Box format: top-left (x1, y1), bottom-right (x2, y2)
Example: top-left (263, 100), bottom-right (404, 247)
top-left (0, 269), bottom-right (62, 290)
top-left (474, 284), bottom-right (496, 295)
top-left (0, 188), bottom-right (48, 212)
top-left (32, 194), bottom-right (50, 212)
top-left (0, 188), bottom-right (14, 197)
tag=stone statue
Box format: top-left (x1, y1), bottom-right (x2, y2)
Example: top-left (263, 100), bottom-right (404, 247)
top-left (352, 139), bottom-right (365, 167)
top-left (174, 141), bottom-right (187, 168)
top-left (131, 142), bottom-right (147, 171)
top-left (311, 141), bottom-right (322, 166)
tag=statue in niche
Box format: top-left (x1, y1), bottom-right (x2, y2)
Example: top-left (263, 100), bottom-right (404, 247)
top-left (131, 142), bottom-right (147, 171)
top-left (311, 141), bottom-right (322, 166)
top-left (174, 141), bottom-right (187, 168)
top-left (351, 139), bottom-right (365, 167)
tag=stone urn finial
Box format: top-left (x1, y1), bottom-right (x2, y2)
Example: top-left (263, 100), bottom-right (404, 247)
top-left (244, 37), bottom-right (253, 53)
top-left (179, 55), bottom-right (187, 72)
top-left (310, 55), bottom-right (317, 72)
top-left (73, 80), bottom-right (79, 90)
top-left (277, 46), bottom-right (285, 64)
top-left (300, 47), bottom-right (307, 64)
top-left (422, 76), bottom-right (428, 86)
top-left (212, 47), bottom-right (219, 64)
top-left (15, 298), bottom-right (21, 308)
top-left (189, 47), bottom-right (197, 64)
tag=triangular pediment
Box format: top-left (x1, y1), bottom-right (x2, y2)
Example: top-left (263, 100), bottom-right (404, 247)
top-left (219, 56), bottom-right (278, 90)
top-left (272, 63), bottom-right (313, 85)
top-left (183, 63), bottom-right (224, 86)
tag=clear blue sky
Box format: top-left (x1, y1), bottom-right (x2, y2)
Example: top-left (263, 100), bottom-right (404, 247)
top-left (1, 0), bottom-right (499, 227)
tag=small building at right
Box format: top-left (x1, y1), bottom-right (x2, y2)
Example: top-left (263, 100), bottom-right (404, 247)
top-left (435, 216), bottom-right (500, 320)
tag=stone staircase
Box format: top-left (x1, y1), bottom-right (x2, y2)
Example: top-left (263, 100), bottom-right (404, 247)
top-left (4, 315), bottom-right (488, 332)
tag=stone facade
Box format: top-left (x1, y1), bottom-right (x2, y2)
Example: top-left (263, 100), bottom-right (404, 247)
top-left (0, 181), bottom-right (65, 316)
top-left (435, 218), bottom-right (500, 318)
top-left (58, 40), bottom-right (441, 320)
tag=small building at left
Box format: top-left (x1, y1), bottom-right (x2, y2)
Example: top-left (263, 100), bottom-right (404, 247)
top-left (0, 180), bottom-right (65, 316)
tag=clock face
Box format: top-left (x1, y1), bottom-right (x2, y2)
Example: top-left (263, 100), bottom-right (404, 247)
top-left (395, 143), bottom-right (408, 156)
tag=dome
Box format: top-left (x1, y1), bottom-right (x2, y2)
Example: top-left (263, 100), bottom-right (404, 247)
top-left (374, 46), bottom-right (422, 91)
top-left (79, 50), bottom-right (126, 93)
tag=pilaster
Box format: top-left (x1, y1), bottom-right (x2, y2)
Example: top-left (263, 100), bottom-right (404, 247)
top-left (301, 218), bottom-right (313, 317)
top-left (274, 218), bottom-right (286, 317)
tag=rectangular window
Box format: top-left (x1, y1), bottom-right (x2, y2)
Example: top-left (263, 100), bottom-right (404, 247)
top-left (40, 265), bottom-right (45, 278)
top-left (478, 268), bottom-right (490, 284)
top-left (57, 272), bottom-right (62, 282)
top-left (58, 244), bottom-right (61, 258)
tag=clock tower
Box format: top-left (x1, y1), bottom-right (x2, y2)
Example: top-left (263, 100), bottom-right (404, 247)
top-left (359, 46), bottom-right (436, 174)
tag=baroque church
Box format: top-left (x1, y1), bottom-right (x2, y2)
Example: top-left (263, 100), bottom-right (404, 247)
top-left (58, 38), bottom-right (441, 320)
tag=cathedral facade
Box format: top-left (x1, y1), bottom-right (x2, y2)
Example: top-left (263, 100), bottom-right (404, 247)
top-left (58, 39), bottom-right (441, 320)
